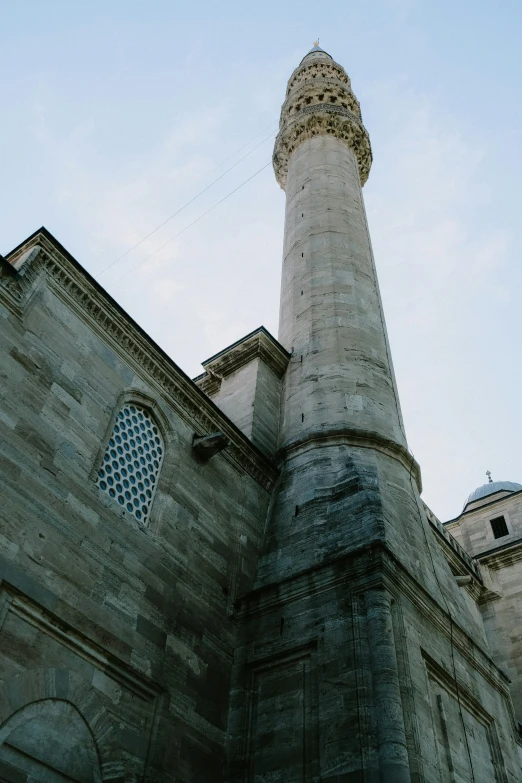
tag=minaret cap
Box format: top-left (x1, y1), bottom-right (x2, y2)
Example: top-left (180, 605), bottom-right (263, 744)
top-left (300, 43), bottom-right (333, 65)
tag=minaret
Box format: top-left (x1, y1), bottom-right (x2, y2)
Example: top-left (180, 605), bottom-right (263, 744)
top-left (273, 44), bottom-right (405, 452)
top-left (256, 46), bottom-right (425, 584)
top-left (227, 46), bottom-right (520, 783)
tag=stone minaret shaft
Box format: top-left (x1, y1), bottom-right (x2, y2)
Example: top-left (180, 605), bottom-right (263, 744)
top-left (273, 47), bottom-right (405, 453)
top-left (253, 45), bottom-right (424, 589)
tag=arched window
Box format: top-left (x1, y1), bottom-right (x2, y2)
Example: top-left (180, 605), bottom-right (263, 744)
top-left (96, 404), bottom-right (164, 524)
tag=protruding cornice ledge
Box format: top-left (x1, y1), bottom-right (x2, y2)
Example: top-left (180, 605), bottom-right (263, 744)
top-left (195, 326), bottom-right (290, 397)
top-left (475, 539), bottom-right (522, 570)
top-left (273, 105), bottom-right (372, 189)
top-left (1, 231), bottom-right (279, 492)
top-left (277, 426), bottom-right (422, 492)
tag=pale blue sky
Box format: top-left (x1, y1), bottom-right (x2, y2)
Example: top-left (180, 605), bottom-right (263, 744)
top-left (2, 0), bottom-right (521, 520)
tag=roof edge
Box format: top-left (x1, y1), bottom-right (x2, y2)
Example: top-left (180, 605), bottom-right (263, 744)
top-left (2, 227), bottom-right (279, 491)
top-left (445, 488), bottom-right (522, 524)
top-left (202, 325), bottom-right (289, 365)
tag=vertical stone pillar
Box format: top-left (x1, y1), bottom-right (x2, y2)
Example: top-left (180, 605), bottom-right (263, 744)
top-left (273, 46), bottom-right (406, 455)
top-left (366, 587), bottom-right (411, 782)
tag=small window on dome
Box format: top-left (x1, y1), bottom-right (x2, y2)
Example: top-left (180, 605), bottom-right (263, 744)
top-left (490, 516), bottom-right (508, 539)
top-left (96, 404), bottom-right (164, 525)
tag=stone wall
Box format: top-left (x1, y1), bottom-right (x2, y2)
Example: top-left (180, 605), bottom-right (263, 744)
top-left (447, 492), bottom-right (522, 558)
top-left (0, 231), bottom-right (275, 782)
top-left (447, 491), bottom-right (522, 723)
top-left (480, 549), bottom-right (522, 722)
top-left (195, 328), bottom-right (289, 460)
top-left (228, 544), bottom-right (522, 782)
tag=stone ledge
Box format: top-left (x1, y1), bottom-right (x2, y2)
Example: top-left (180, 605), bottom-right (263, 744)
top-left (476, 539), bottom-right (522, 570)
top-left (194, 326), bottom-right (290, 396)
top-left (277, 426), bottom-right (422, 493)
top-left (0, 577), bottom-right (162, 701)
top-left (273, 105), bottom-right (372, 189)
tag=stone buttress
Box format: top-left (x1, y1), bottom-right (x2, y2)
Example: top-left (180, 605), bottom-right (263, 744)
top-left (226, 47), bottom-right (522, 783)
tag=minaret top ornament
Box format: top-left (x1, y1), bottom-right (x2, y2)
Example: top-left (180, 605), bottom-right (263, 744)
top-left (272, 45), bottom-right (372, 189)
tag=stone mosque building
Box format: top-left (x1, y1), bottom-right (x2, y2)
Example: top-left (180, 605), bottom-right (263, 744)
top-left (1, 43), bottom-right (522, 783)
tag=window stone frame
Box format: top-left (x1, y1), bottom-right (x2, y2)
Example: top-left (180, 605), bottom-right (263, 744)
top-left (90, 389), bottom-right (177, 530)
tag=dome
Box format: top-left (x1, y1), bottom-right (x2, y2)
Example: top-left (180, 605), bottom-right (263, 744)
top-left (464, 480), bottom-right (522, 510)
top-left (300, 44), bottom-right (333, 65)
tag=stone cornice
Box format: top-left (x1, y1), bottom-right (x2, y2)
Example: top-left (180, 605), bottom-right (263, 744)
top-left (277, 426), bottom-right (422, 493)
top-left (194, 327), bottom-right (290, 396)
top-left (476, 539), bottom-right (522, 570)
top-left (273, 105), bottom-right (372, 190)
top-left (194, 372), bottom-right (222, 397)
top-left (430, 537), bottom-right (483, 602)
top-left (7, 587), bottom-right (161, 701)
top-left (1, 229), bottom-right (279, 492)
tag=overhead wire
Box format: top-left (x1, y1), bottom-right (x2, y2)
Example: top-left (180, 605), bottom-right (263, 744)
top-left (97, 125), bottom-right (277, 276)
top-left (194, 120), bottom-right (276, 180)
top-left (91, 120), bottom-right (277, 265)
top-left (112, 160), bottom-right (272, 283)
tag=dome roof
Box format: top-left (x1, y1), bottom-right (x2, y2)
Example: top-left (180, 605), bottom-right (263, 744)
top-left (300, 44), bottom-right (333, 65)
top-left (464, 481), bottom-right (522, 509)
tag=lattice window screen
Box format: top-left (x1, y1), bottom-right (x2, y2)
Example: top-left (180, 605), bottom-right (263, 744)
top-left (96, 404), bottom-right (164, 524)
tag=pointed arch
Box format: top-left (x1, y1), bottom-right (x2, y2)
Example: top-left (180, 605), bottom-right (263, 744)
top-left (0, 668), bottom-right (124, 782)
top-left (90, 387), bottom-right (179, 528)
top-left (0, 699), bottom-right (102, 782)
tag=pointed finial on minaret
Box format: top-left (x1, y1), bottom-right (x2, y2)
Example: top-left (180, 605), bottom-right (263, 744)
top-left (314, 39), bottom-right (319, 46)
top-left (486, 470), bottom-right (493, 483)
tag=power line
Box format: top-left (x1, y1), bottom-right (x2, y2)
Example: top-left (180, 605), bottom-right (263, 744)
top-left (97, 128), bottom-right (276, 276)
top-left (112, 160), bottom-right (272, 283)
top-left (195, 120), bottom-right (276, 181)
top-left (91, 120), bottom-right (277, 265)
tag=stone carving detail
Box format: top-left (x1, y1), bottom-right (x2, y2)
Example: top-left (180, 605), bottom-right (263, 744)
top-left (273, 55), bottom-right (372, 189)
top-left (281, 81), bottom-right (361, 122)
top-left (273, 106), bottom-right (372, 189)
top-left (287, 60), bottom-right (349, 93)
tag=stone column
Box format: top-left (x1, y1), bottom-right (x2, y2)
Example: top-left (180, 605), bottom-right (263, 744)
top-left (273, 48), bottom-right (406, 455)
top-left (366, 587), bottom-right (411, 782)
